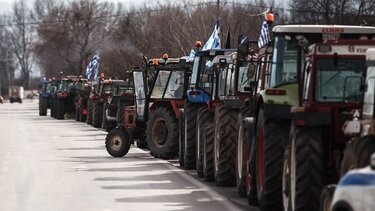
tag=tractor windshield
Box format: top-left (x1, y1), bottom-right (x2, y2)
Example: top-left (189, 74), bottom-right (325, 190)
top-left (103, 84), bottom-right (112, 95)
top-left (270, 36), bottom-right (300, 87)
top-left (151, 70), bottom-right (184, 99)
top-left (58, 81), bottom-right (71, 91)
top-left (195, 56), bottom-right (214, 95)
top-left (363, 66), bottom-right (375, 117)
top-left (133, 71), bottom-right (146, 120)
top-left (237, 61), bottom-right (257, 93)
top-left (315, 58), bottom-right (364, 103)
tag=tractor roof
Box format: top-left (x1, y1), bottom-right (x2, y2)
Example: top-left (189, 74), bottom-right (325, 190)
top-left (273, 25), bottom-right (375, 34)
top-left (367, 48), bottom-right (375, 62)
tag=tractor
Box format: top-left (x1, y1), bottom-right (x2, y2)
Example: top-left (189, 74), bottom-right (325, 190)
top-left (102, 78), bottom-right (135, 132)
top-left (239, 16), bottom-right (375, 210)
top-left (87, 77), bottom-right (127, 128)
top-left (317, 48), bottom-right (375, 211)
top-left (39, 79), bottom-right (53, 116)
top-left (279, 39), bottom-right (375, 211)
top-left (51, 76), bottom-right (78, 120)
top-left (73, 78), bottom-right (91, 122)
top-left (179, 45), bottom-right (236, 170)
top-left (105, 55), bottom-right (191, 158)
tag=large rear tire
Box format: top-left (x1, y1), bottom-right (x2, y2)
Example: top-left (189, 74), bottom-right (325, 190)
top-left (86, 100), bottom-right (93, 125)
top-left (92, 101), bottom-right (103, 128)
top-left (179, 109), bottom-right (185, 167)
top-left (184, 103), bottom-right (201, 169)
top-left (354, 135), bottom-right (375, 168)
top-left (39, 97), bottom-right (48, 116)
top-left (147, 107), bottom-right (179, 159)
top-left (196, 107), bottom-right (213, 178)
top-left (55, 98), bottom-right (65, 120)
top-left (203, 123), bottom-right (214, 182)
top-left (105, 128), bottom-right (130, 157)
top-left (50, 98), bottom-right (55, 117)
top-left (213, 104), bottom-right (237, 186)
top-left (285, 127), bottom-right (325, 211)
top-left (236, 107), bottom-right (252, 197)
top-left (255, 108), bottom-right (288, 210)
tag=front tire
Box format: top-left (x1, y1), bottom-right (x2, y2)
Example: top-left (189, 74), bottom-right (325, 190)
top-left (213, 104), bottom-right (237, 186)
top-left (39, 97), bottom-right (48, 116)
top-left (86, 100), bottom-right (93, 125)
top-left (196, 107), bottom-right (213, 178)
top-left (184, 103), bottom-right (201, 169)
top-left (286, 127), bottom-right (325, 211)
top-left (92, 101), bottom-right (103, 128)
top-left (105, 128), bottom-right (130, 157)
top-left (147, 107), bottom-right (179, 159)
top-left (55, 98), bottom-right (65, 120)
top-left (179, 109), bottom-right (185, 167)
top-left (255, 108), bottom-right (289, 210)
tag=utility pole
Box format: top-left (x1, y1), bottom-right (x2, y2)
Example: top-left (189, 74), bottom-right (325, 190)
top-left (216, 0), bottom-right (220, 19)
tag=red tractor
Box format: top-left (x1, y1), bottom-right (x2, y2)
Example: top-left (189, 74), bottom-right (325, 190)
top-left (282, 39), bottom-right (375, 211)
top-left (105, 56), bottom-right (191, 158)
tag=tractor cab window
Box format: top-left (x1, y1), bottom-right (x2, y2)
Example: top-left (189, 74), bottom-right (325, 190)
top-left (45, 83), bottom-right (53, 93)
top-left (363, 66), bottom-right (375, 118)
top-left (133, 71), bottom-right (146, 120)
top-left (118, 86), bottom-right (134, 95)
top-left (164, 71), bottom-right (185, 99)
top-left (58, 81), bottom-right (70, 91)
top-left (102, 84), bottom-right (112, 95)
top-left (270, 36), bottom-right (300, 87)
top-left (315, 59), bottom-right (364, 103)
top-left (191, 57), bottom-right (200, 85)
top-left (198, 57), bottom-right (214, 95)
top-left (238, 61), bottom-right (257, 93)
top-left (151, 70), bottom-right (170, 98)
top-left (218, 63), bottom-right (234, 96)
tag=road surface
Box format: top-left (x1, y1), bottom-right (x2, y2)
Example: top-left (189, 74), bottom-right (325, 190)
top-left (0, 100), bottom-right (259, 211)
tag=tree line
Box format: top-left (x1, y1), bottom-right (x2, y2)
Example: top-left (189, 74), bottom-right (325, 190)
top-left (0, 0), bottom-right (373, 92)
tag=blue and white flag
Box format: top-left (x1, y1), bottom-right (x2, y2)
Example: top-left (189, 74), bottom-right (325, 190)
top-left (202, 19), bottom-right (221, 50)
top-left (258, 21), bottom-right (271, 48)
top-left (187, 49), bottom-right (195, 62)
top-left (85, 54), bottom-right (100, 81)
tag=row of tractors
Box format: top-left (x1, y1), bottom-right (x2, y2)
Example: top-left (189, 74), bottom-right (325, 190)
top-left (39, 14), bottom-right (375, 211)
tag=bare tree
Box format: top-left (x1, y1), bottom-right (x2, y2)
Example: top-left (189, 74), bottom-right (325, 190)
top-left (6, 0), bottom-right (33, 89)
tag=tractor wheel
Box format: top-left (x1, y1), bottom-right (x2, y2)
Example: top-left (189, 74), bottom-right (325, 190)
top-left (92, 101), bottom-right (103, 128)
top-left (354, 135), bottom-right (375, 168)
top-left (86, 100), bottom-right (93, 125)
top-left (147, 107), bottom-right (179, 159)
top-left (255, 108), bottom-right (289, 210)
top-left (213, 104), bottom-right (237, 186)
top-left (80, 110), bottom-right (87, 122)
top-left (105, 128), bottom-right (130, 157)
top-left (75, 107), bottom-right (80, 121)
top-left (203, 123), bottom-right (215, 182)
top-left (39, 97), bottom-right (48, 116)
top-left (178, 109), bottom-right (185, 167)
top-left (136, 137), bottom-right (148, 149)
top-left (102, 102), bottom-right (109, 129)
top-left (242, 118), bottom-right (258, 205)
top-left (196, 107), bottom-right (213, 178)
top-left (319, 185), bottom-right (336, 211)
top-left (116, 103), bottom-right (126, 124)
top-left (340, 138), bottom-right (356, 176)
top-left (184, 103), bottom-right (201, 169)
top-left (236, 107), bottom-right (252, 197)
top-left (55, 98), bottom-right (65, 120)
top-left (284, 127), bottom-right (325, 211)
top-left (50, 98), bottom-right (55, 117)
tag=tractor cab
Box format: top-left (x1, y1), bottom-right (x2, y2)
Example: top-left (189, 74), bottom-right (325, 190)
top-left (188, 49), bottom-right (236, 103)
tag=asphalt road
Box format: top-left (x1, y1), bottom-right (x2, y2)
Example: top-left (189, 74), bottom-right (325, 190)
top-left (0, 100), bottom-right (259, 211)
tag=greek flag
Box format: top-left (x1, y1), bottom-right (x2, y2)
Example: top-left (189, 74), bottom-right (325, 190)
top-left (258, 21), bottom-right (271, 48)
top-left (202, 19), bottom-right (221, 50)
top-left (187, 49), bottom-right (195, 62)
top-left (85, 54), bottom-right (100, 81)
